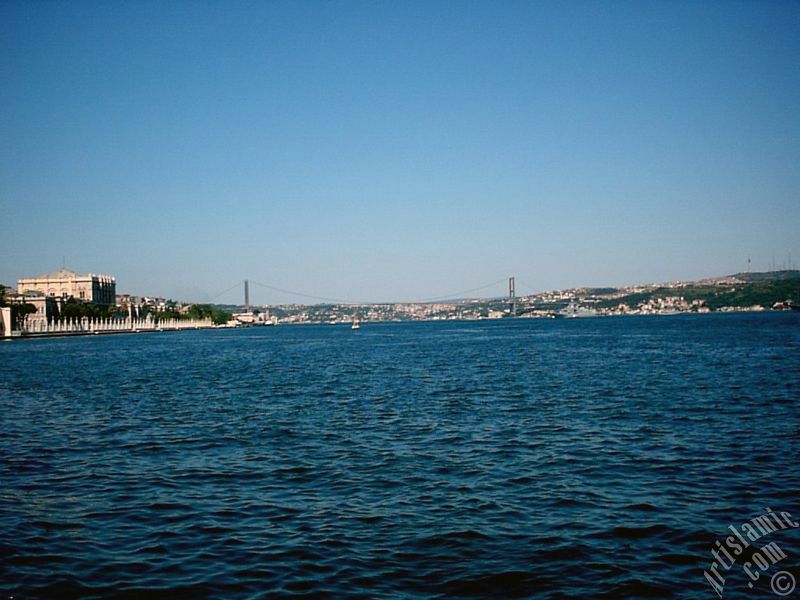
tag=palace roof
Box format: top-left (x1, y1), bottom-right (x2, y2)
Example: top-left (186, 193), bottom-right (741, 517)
top-left (30, 268), bottom-right (84, 280)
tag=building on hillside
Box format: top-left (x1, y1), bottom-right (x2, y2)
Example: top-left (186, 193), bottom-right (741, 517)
top-left (17, 268), bottom-right (116, 306)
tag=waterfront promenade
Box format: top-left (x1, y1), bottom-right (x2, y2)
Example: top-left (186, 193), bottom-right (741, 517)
top-left (3, 315), bottom-right (213, 340)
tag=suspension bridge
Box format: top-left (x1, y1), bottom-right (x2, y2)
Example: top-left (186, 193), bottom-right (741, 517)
top-left (208, 276), bottom-right (533, 312)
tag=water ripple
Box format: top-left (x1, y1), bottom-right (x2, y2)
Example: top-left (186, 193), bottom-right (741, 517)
top-left (1, 313), bottom-right (799, 598)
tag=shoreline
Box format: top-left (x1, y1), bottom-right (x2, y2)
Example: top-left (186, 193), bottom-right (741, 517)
top-left (4, 309), bottom-right (796, 341)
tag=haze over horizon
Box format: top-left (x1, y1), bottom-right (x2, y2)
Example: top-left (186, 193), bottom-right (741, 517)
top-left (2, 1), bottom-right (798, 305)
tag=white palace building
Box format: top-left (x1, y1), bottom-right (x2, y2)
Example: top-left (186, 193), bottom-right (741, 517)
top-left (10, 267), bottom-right (117, 324)
top-left (2, 268), bottom-right (213, 337)
top-left (17, 268), bottom-right (117, 306)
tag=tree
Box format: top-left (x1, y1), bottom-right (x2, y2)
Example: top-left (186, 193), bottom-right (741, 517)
top-left (185, 303), bottom-right (231, 324)
top-left (61, 301), bottom-right (94, 320)
top-left (186, 304), bottom-right (214, 320)
top-left (211, 309), bottom-right (232, 325)
top-left (11, 303), bottom-right (37, 328)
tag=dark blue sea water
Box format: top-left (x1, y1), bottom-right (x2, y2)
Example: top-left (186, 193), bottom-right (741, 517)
top-left (2, 313), bottom-right (799, 599)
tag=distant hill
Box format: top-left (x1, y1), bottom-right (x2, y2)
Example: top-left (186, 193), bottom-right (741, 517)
top-left (593, 271), bottom-right (799, 311)
top-left (732, 270), bottom-right (800, 283)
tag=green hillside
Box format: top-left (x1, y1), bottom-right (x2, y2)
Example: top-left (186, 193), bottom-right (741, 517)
top-left (593, 272), bottom-right (799, 311)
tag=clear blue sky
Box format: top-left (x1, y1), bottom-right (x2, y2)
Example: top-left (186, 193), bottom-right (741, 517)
top-left (2, 1), bottom-right (798, 304)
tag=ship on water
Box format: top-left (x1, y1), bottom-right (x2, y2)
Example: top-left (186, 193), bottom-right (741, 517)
top-left (557, 302), bottom-right (598, 318)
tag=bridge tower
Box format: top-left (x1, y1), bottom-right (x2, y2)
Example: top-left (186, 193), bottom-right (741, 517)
top-left (509, 276), bottom-right (516, 317)
top-left (244, 279), bottom-right (250, 312)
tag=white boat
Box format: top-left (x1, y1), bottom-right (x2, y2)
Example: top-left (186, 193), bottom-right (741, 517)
top-left (351, 315), bottom-right (361, 330)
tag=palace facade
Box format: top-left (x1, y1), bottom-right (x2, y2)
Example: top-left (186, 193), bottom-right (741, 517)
top-left (17, 268), bottom-right (116, 306)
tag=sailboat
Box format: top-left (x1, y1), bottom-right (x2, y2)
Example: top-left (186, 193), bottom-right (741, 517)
top-left (351, 315), bottom-right (361, 330)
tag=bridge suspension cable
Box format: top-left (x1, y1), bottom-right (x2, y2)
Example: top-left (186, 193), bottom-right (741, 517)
top-left (514, 278), bottom-right (539, 297)
top-left (209, 280), bottom-right (245, 302)
top-left (249, 280), bottom-right (350, 304)
top-left (207, 277), bottom-right (518, 306)
top-left (417, 278), bottom-right (509, 303)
